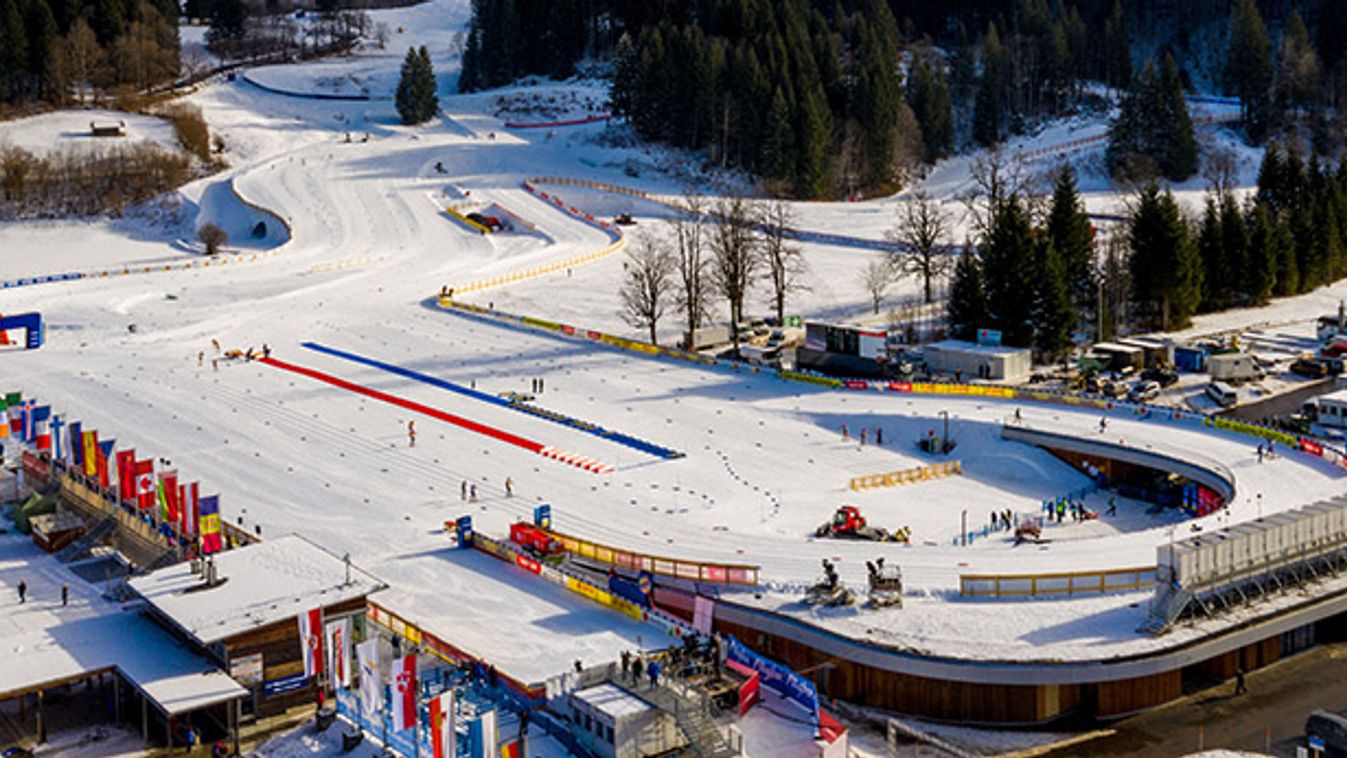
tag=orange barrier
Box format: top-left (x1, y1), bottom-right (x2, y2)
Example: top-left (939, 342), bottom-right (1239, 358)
top-left (960, 566), bottom-right (1156, 597)
top-left (849, 460), bottom-right (962, 491)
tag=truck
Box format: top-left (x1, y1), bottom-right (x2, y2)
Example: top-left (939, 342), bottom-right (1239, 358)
top-left (1206, 352), bottom-right (1262, 382)
top-left (685, 324), bottom-right (732, 351)
top-left (510, 522), bottom-right (565, 557)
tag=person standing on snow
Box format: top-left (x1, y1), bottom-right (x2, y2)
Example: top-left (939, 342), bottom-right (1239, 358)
top-left (407, 420), bottom-right (416, 447)
top-left (505, 477), bottom-right (513, 497)
top-left (17, 580), bottom-right (26, 604)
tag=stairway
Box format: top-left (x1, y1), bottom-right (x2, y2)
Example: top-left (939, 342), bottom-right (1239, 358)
top-left (54, 513), bottom-right (118, 563)
top-left (607, 673), bottom-right (740, 758)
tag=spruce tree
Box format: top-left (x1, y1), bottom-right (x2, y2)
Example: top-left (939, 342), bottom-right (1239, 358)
top-left (907, 54), bottom-right (953, 163)
top-left (1032, 237), bottom-right (1074, 359)
top-left (25, 0), bottom-right (59, 100)
top-left (1256, 143), bottom-right (1284, 213)
top-left (1157, 54), bottom-right (1197, 181)
top-left (972, 23), bottom-right (1004, 147)
top-left (1046, 165), bottom-right (1095, 309)
top-left (1224, 0), bottom-right (1273, 141)
top-left (1219, 194), bottom-right (1249, 300)
top-left (762, 87), bottom-right (794, 185)
top-left (946, 249), bottom-right (988, 341)
top-left (1101, 0), bottom-right (1129, 90)
top-left (981, 198), bottom-right (1037, 346)
top-left (794, 84), bottom-right (833, 198)
top-left (1276, 10), bottom-right (1320, 113)
top-left (1273, 214), bottom-right (1299, 296)
top-left (1197, 198), bottom-right (1225, 309)
top-left (1128, 183), bottom-right (1201, 330)
top-left (1244, 203), bottom-right (1277, 304)
top-left (395, 46), bottom-right (438, 125)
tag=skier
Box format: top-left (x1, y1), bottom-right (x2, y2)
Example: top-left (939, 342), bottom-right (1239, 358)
top-left (212, 358), bottom-right (219, 372)
top-left (647, 659), bottom-right (660, 688)
top-left (841, 423), bottom-right (849, 440)
top-left (1107, 497), bottom-right (1117, 517)
top-left (469, 484), bottom-right (478, 502)
top-left (408, 420), bottom-right (416, 447)
top-left (262, 344), bottom-right (271, 359)
top-left (620, 650), bottom-right (631, 678)
top-left (1014, 408), bottom-right (1022, 423)
top-left (461, 480), bottom-right (468, 501)
top-left (876, 428), bottom-right (883, 445)
top-left (1234, 667), bottom-right (1247, 695)
top-left (1099, 417), bottom-right (1107, 433)
top-left (505, 477), bottom-right (513, 497)
top-left (538, 377), bottom-right (544, 392)
top-left (211, 338), bottom-right (221, 353)
top-left (61, 583), bottom-right (68, 606)
top-left (17, 579), bottom-right (26, 604)
top-left (631, 655), bottom-right (643, 684)
top-left (859, 428), bottom-right (867, 445)
top-left (197, 351), bottom-right (204, 367)
top-left (1256, 444), bottom-right (1264, 463)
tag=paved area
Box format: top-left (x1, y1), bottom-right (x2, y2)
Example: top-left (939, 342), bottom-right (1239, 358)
top-left (1049, 640), bottom-right (1347, 757)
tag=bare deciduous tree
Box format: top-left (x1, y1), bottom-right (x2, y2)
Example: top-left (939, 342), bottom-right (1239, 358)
top-left (668, 194), bottom-right (711, 348)
top-left (958, 146), bottom-right (1029, 238)
top-left (64, 19), bottom-right (102, 106)
top-left (759, 200), bottom-right (809, 324)
top-left (860, 258), bottom-right (894, 314)
top-left (890, 188), bottom-right (951, 304)
top-left (198, 223), bottom-right (228, 255)
top-left (708, 192), bottom-right (760, 350)
top-left (620, 233), bottom-right (675, 345)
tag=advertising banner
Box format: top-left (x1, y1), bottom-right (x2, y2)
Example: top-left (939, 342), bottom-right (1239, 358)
top-left (726, 636), bottom-right (819, 733)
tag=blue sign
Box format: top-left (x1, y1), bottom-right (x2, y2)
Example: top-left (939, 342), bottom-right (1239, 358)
top-left (263, 673), bottom-right (309, 696)
top-left (456, 515), bottom-right (474, 548)
top-left (976, 328), bottom-right (1002, 347)
top-left (0, 312), bottom-right (44, 350)
top-left (534, 504), bottom-right (551, 529)
top-left (726, 636), bottom-right (819, 733)
top-left (1309, 735), bottom-right (1326, 751)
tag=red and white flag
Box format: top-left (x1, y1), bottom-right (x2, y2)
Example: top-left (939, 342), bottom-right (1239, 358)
top-left (431, 690), bottom-right (455, 758)
top-left (324, 618), bottom-right (351, 689)
top-left (133, 458), bottom-right (155, 510)
top-left (297, 608), bottom-right (323, 678)
top-left (392, 654), bottom-right (417, 732)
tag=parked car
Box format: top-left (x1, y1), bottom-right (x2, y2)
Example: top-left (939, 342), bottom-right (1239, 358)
top-left (1100, 379), bottom-right (1128, 399)
top-left (1305, 710), bottom-right (1347, 755)
top-left (1139, 367), bottom-right (1179, 387)
top-left (1291, 357), bottom-right (1329, 378)
top-left (1128, 380), bottom-right (1161, 403)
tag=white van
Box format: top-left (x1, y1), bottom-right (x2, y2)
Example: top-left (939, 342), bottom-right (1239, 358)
top-left (1205, 381), bottom-right (1237, 408)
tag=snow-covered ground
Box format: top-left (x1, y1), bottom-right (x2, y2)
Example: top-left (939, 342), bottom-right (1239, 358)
top-left (3, 0), bottom-right (1340, 754)
top-left (0, 109), bottom-right (180, 157)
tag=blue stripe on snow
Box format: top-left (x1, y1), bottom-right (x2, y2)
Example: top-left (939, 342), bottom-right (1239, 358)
top-left (301, 341), bottom-right (684, 460)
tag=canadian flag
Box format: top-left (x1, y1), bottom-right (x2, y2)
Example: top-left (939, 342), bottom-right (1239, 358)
top-left (133, 458), bottom-right (155, 510)
top-left (391, 654), bottom-right (417, 732)
top-left (430, 690), bottom-right (455, 758)
top-left (297, 608), bottom-right (323, 679)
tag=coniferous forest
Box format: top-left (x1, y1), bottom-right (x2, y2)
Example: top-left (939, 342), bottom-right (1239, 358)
top-left (460, 0), bottom-right (1347, 201)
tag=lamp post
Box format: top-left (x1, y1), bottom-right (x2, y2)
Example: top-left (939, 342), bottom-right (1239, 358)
top-left (1257, 492), bottom-right (1263, 519)
top-left (961, 509), bottom-right (967, 547)
top-left (940, 410), bottom-right (950, 453)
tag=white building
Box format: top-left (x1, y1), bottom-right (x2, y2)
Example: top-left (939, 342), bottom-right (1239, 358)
top-left (924, 340), bottom-right (1033, 382)
top-left (569, 683), bottom-right (683, 758)
top-left (1314, 389), bottom-right (1347, 428)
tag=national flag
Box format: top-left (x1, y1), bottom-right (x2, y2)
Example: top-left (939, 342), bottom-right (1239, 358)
top-left (324, 617), bottom-right (351, 688)
top-left (31, 406), bottom-right (51, 451)
top-left (391, 654), bottom-right (417, 732)
top-left (6, 392), bottom-right (23, 434)
top-left (68, 422), bottom-right (82, 467)
top-left (158, 471), bottom-right (178, 524)
top-left (96, 439), bottom-right (114, 489)
top-left (181, 482), bottom-right (198, 538)
top-left (51, 415), bottom-right (64, 461)
top-left (115, 450), bottom-right (135, 501)
top-left (199, 495), bottom-right (222, 553)
top-left (133, 458), bottom-right (154, 509)
top-left (82, 431), bottom-right (99, 477)
top-left (0, 394), bottom-right (9, 440)
top-left (19, 401), bottom-right (35, 443)
top-left (356, 639), bottom-right (382, 719)
top-left (430, 691), bottom-right (455, 758)
top-left (500, 742), bottom-right (520, 758)
top-left (297, 608), bottom-right (323, 678)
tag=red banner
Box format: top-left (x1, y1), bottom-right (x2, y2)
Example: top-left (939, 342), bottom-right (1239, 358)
top-left (515, 554), bottom-right (542, 575)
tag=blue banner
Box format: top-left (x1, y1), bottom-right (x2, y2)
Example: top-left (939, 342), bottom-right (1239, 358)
top-left (726, 636), bottom-right (819, 733)
top-left (263, 673), bottom-right (309, 696)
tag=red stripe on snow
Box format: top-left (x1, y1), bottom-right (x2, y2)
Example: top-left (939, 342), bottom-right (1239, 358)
top-left (259, 356), bottom-right (545, 454)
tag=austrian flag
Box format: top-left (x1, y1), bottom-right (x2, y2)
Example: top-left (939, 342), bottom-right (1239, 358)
top-left (392, 654), bottom-right (417, 732)
top-left (297, 608), bottom-right (323, 679)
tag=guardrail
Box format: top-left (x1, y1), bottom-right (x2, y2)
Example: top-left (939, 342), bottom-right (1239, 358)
top-left (960, 566), bottom-right (1156, 597)
top-left (849, 461), bottom-right (962, 491)
top-left (540, 524), bottom-right (761, 586)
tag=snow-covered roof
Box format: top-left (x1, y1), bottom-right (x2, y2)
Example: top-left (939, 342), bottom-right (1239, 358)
top-left (1317, 389), bottom-right (1347, 404)
top-left (573, 683), bottom-right (654, 719)
top-left (925, 339), bottom-right (1031, 356)
top-left (0, 535), bottom-right (246, 715)
top-left (130, 534), bottom-right (385, 645)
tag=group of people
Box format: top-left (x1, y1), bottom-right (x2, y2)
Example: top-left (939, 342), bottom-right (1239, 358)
top-left (989, 509), bottom-right (1016, 532)
top-left (1043, 496), bottom-right (1095, 523)
top-left (617, 650), bottom-right (661, 689)
top-left (839, 424), bottom-right (883, 445)
top-left (198, 339), bottom-right (269, 371)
